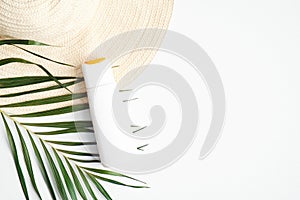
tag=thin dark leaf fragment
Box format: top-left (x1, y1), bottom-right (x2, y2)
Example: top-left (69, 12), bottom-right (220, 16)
top-left (123, 98), bottom-right (139, 102)
top-left (119, 89), bottom-right (132, 92)
top-left (130, 124), bottom-right (140, 128)
top-left (137, 144), bottom-right (149, 151)
top-left (132, 126), bottom-right (147, 133)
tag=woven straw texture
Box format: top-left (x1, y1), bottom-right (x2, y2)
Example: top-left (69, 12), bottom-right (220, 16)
top-left (0, 0), bottom-right (174, 115)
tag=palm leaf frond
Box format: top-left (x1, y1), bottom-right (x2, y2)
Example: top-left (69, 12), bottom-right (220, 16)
top-left (0, 39), bottom-right (147, 200)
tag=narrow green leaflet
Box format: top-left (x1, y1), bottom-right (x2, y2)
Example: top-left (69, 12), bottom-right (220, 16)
top-left (15, 122), bottom-right (42, 199)
top-left (0, 58), bottom-right (71, 92)
top-left (28, 132), bottom-right (57, 200)
top-left (0, 76), bottom-right (76, 89)
top-left (65, 158), bottom-right (88, 200)
top-left (22, 121), bottom-right (93, 129)
top-left (91, 173), bottom-right (149, 189)
top-left (0, 39), bottom-right (50, 46)
top-left (35, 127), bottom-right (93, 135)
top-left (53, 149), bottom-right (77, 200)
top-left (56, 149), bottom-right (99, 157)
top-left (77, 166), bottom-right (97, 200)
top-left (13, 45), bottom-right (75, 67)
top-left (0, 80), bottom-right (80, 97)
top-left (0, 39), bottom-right (75, 67)
top-left (1, 113), bottom-right (29, 200)
top-left (40, 140), bottom-right (68, 200)
top-left (45, 140), bottom-right (96, 146)
top-left (83, 167), bottom-right (146, 184)
top-left (87, 172), bottom-right (112, 200)
top-left (10, 104), bottom-right (89, 118)
top-left (67, 157), bottom-right (101, 164)
top-left (0, 93), bottom-right (86, 108)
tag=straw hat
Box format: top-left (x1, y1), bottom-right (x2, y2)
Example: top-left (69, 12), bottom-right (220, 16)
top-left (0, 0), bottom-right (174, 114)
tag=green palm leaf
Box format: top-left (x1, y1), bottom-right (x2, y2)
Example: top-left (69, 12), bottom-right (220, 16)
top-left (0, 38), bottom-right (147, 200)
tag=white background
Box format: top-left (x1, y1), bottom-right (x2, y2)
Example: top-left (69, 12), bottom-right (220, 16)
top-left (1, 0), bottom-right (300, 199)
